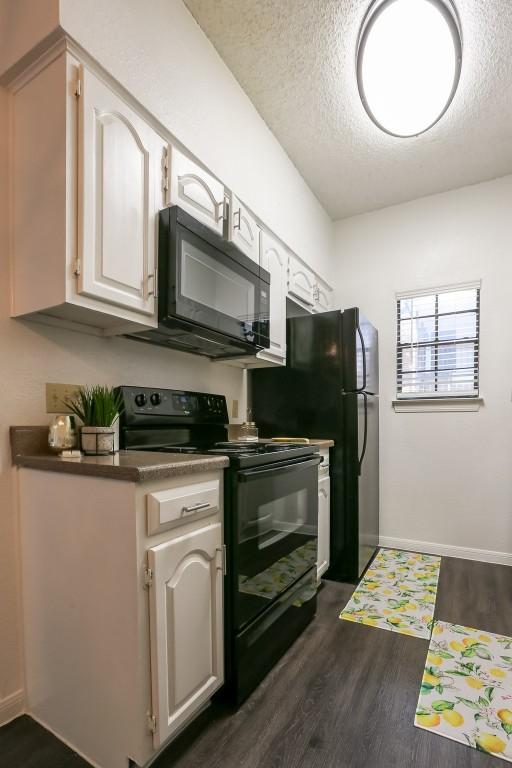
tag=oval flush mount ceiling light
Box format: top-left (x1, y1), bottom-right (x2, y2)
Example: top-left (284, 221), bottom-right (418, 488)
top-left (357, 0), bottom-right (462, 138)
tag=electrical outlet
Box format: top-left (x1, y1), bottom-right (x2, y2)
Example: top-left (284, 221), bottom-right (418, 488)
top-left (46, 383), bottom-right (82, 414)
top-left (232, 399), bottom-right (239, 418)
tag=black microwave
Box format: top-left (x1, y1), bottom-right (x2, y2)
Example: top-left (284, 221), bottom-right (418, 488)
top-left (127, 206), bottom-right (270, 359)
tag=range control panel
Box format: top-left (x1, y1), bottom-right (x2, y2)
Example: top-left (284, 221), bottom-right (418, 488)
top-left (118, 386), bottom-right (229, 426)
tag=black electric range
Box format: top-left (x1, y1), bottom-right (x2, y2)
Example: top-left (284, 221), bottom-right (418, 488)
top-left (118, 386), bottom-right (320, 705)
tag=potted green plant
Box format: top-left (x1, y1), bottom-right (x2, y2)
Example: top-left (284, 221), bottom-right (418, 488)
top-left (65, 386), bottom-right (124, 455)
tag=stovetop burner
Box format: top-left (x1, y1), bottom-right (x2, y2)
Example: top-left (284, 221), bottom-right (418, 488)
top-left (156, 441), bottom-right (309, 457)
top-left (147, 440), bottom-right (319, 468)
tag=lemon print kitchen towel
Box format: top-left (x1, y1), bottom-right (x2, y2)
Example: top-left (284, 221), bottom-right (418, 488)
top-left (415, 621), bottom-right (512, 762)
top-left (339, 548), bottom-right (441, 639)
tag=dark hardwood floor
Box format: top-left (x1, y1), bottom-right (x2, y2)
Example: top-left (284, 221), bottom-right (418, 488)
top-left (2, 556), bottom-right (511, 768)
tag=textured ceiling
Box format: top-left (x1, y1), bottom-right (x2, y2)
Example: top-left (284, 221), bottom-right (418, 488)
top-left (183, 0), bottom-right (512, 220)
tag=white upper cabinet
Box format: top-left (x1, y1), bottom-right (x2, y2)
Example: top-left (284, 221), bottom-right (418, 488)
top-left (259, 230), bottom-right (287, 363)
top-left (168, 146), bottom-right (225, 235)
top-left (228, 195), bottom-right (260, 264)
top-left (78, 66), bottom-right (165, 315)
top-left (148, 522), bottom-right (224, 748)
top-left (288, 254), bottom-right (316, 309)
top-left (314, 279), bottom-right (335, 313)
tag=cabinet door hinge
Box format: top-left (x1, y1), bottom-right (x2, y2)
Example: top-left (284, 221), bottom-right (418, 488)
top-left (216, 545), bottom-right (227, 575)
top-left (73, 259), bottom-right (81, 277)
top-left (147, 712), bottom-right (157, 733)
top-left (75, 78), bottom-right (81, 98)
top-left (143, 566), bottom-right (153, 588)
top-left (162, 148), bottom-right (170, 194)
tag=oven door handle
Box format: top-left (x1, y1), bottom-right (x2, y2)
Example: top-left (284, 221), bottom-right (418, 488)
top-left (238, 456), bottom-right (321, 481)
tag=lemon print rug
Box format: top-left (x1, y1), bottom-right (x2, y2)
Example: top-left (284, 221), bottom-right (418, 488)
top-left (339, 548), bottom-right (441, 639)
top-left (415, 621), bottom-right (512, 762)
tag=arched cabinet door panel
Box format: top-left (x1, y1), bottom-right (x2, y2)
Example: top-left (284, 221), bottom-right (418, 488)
top-left (147, 522), bottom-right (223, 747)
top-left (259, 230), bottom-right (287, 363)
top-left (288, 254), bottom-right (316, 308)
top-left (314, 281), bottom-right (334, 313)
top-left (229, 195), bottom-right (260, 264)
top-left (78, 66), bottom-right (164, 315)
top-left (168, 146), bottom-right (225, 235)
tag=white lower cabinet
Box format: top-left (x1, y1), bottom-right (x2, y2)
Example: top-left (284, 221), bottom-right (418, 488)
top-left (317, 475), bottom-right (331, 580)
top-left (17, 468), bottom-right (224, 768)
top-left (148, 523), bottom-right (224, 747)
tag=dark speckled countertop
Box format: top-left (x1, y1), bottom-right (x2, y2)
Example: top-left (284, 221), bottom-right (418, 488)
top-left (10, 426), bottom-right (229, 483)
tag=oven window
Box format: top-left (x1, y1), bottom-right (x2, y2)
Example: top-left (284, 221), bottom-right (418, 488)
top-left (234, 459), bottom-right (318, 630)
top-left (181, 239), bottom-right (256, 323)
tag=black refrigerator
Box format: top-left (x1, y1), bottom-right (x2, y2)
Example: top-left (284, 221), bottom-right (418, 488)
top-left (251, 308), bottom-right (379, 582)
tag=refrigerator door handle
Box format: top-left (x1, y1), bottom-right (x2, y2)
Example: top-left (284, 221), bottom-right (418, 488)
top-left (358, 393), bottom-right (368, 475)
top-left (356, 324), bottom-right (367, 393)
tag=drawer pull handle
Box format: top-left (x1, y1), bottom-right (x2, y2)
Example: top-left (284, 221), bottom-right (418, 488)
top-left (182, 502), bottom-right (211, 516)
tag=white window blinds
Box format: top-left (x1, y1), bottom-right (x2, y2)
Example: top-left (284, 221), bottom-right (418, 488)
top-left (396, 283), bottom-right (480, 399)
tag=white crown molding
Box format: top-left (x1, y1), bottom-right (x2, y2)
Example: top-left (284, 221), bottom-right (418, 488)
top-left (379, 536), bottom-right (512, 567)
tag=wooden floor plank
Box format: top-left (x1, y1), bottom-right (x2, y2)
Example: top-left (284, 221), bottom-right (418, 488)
top-left (1, 556), bottom-right (510, 768)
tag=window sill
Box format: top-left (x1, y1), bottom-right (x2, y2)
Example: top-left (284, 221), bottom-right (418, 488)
top-left (392, 397), bottom-right (484, 413)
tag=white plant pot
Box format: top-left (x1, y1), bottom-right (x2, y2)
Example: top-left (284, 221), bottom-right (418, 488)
top-left (81, 426), bottom-right (115, 456)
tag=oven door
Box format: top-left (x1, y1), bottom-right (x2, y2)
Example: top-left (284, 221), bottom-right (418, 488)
top-left (232, 455), bottom-right (320, 631)
top-left (171, 220), bottom-right (268, 347)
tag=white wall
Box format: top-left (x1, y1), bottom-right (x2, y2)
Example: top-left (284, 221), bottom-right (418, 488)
top-left (0, 0), bottom-right (59, 76)
top-left (0, 0), bottom-right (334, 721)
top-left (333, 175), bottom-right (512, 561)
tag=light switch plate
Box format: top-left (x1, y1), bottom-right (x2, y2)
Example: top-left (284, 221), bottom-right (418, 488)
top-left (46, 383), bottom-right (82, 413)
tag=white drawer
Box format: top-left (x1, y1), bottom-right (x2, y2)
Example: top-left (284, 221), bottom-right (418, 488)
top-left (147, 479), bottom-right (220, 535)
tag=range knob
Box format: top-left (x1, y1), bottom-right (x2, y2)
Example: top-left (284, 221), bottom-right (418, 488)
top-left (134, 393), bottom-right (147, 407)
top-left (150, 392), bottom-right (161, 406)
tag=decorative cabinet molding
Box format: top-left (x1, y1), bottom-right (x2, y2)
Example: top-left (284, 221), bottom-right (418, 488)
top-left (148, 522), bottom-right (224, 747)
top-left (228, 195), bottom-right (260, 264)
top-left (314, 279), bottom-right (334, 313)
top-left (288, 254), bottom-right (316, 309)
top-left (78, 65), bottom-right (164, 315)
top-left (168, 146), bottom-right (225, 235)
top-left (259, 230), bottom-right (287, 364)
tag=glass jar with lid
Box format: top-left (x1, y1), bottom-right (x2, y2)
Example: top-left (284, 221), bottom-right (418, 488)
top-left (238, 421), bottom-right (258, 442)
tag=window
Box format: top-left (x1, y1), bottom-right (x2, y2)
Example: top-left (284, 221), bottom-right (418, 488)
top-left (396, 283), bottom-right (480, 399)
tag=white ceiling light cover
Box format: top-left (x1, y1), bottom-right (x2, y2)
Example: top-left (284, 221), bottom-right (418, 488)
top-left (357, 0), bottom-right (462, 137)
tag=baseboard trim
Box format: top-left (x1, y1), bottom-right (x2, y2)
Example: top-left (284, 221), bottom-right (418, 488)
top-left (28, 713), bottom-right (103, 768)
top-left (0, 689), bottom-right (24, 726)
top-left (379, 536), bottom-right (512, 567)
